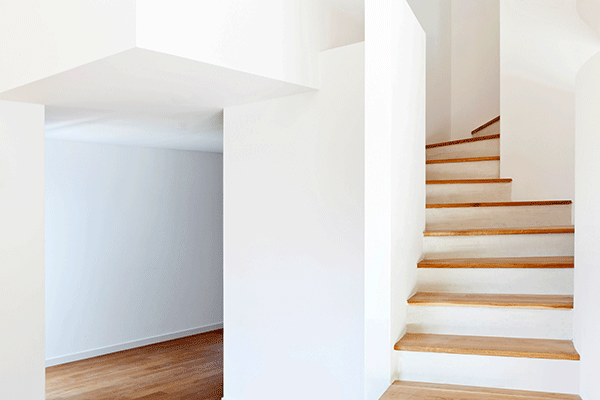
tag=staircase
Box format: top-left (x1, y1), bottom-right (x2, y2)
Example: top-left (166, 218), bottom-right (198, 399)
top-left (381, 118), bottom-right (581, 399)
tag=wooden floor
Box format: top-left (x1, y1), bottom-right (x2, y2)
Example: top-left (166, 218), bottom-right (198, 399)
top-left (46, 329), bottom-right (223, 400)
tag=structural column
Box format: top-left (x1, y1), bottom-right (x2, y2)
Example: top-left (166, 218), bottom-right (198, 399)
top-left (0, 100), bottom-right (45, 400)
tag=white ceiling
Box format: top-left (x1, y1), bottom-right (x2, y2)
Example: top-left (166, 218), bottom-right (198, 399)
top-left (0, 48), bottom-right (314, 152)
top-left (0, 1), bottom-right (364, 152)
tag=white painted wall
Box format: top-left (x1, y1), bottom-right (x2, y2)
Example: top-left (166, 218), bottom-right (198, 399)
top-left (0, 0), bottom-right (135, 93)
top-left (389, 12), bottom-right (426, 396)
top-left (136, 0), bottom-right (319, 88)
top-left (407, 0), bottom-right (499, 144)
top-left (0, 100), bottom-right (45, 399)
top-left (319, 2), bottom-right (364, 51)
top-left (574, 50), bottom-right (600, 400)
top-left (223, 43), bottom-right (364, 400)
top-left (407, 0), bottom-right (451, 145)
top-left (45, 139), bottom-right (223, 365)
top-left (365, 0), bottom-right (425, 398)
top-left (577, 0), bottom-right (600, 36)
top-left (500, 0), bottom-right (600, 201)
top-left (451, 0), bottom-right (500, 140)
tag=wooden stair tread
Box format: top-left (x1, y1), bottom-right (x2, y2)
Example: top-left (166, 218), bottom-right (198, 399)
top-left (472, 115), bottom-right (501, 135)
top-left (427, 178), bottom-right (512, 184)
top-left (380, 380), bottom-right (581, 400)
top-left (426, 200), bottom-right (572, 209)
top-left (394, 333), bottom-right (579, 360)
top-left (426, 156), bottom-right (500, 164)
top-left (424, 225), bottom-right (574, 237)
top-left (418, 256), bottom-right (574, 268)
top-left (408, 292), bottom-right (573, 309)
top-left (426, 134), bottom-right (500, 149)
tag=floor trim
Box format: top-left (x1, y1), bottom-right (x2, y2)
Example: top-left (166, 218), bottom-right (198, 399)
top-left (45, 322), bottom-right (223, 367)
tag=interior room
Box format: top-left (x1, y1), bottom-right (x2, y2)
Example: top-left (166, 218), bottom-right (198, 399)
top-left (2, 1), bottom-right (600, 399)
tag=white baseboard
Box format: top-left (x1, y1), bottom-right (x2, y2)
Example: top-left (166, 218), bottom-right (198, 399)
top-left (45, 322), bottom-right (223, 367)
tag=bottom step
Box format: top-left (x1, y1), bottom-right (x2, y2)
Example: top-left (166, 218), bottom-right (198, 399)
top-left (380, 381), bottom-right (581, 399)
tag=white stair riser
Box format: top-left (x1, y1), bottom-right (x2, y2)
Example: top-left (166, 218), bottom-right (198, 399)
top-left (417, 268), bottom-right (574, 295)
top-left (397, 352), bottom-right (579, 395)
top-left (426, 160), bottom-right (500, 180)
top-left (472, 120), bottom-right (500, 138)
top-left (407, 306), bottom-right (572, 340)
top-left (427, 138), bottom-right (499, 160)
top-left (423, 233), bottom-right (574, 259)
top-left (427, 182), bottom-right (511, 204)
top-left (426, 205), bottom-right (572, 230)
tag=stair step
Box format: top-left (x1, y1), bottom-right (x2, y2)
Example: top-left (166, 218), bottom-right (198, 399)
top-left (427, 135), bottom-right (499, 161)
top-left (408, 293), bottom-right (573, 309)
top-left (426, 134), bottom-right (500, 149)
top-left (423, 228), bottom-right (575, 259)
top-left (394, 333), bottom-right (579, 360)
top-left (426, 200), bottom-right (572, 208)
top-left (418, 256), bottom-right (574, 269)
top-left (425, 202), bottom-right (572, 230)
top-left (381, 380), bottom-right (581, 400)
top-left (427, 178), bottom-right (511, 184)
top-left (472, 115), bottom-right (501, 136)
top-left (427, 179), bottom-right (511, 204)
top-left (408, 293), bottom-right (574, 339)
top-left (417, 268), bottom-right (573, 295)
top-left (426, 156), bottom-right (500, 164)
top-left (426, 158), bottom-right (500, 180)
top-left (408, 301), bottom-right (572, 339)
top-left (424, 225), bottom-right (574, 237)
top-left (397, 350), bottom-right (580, 394)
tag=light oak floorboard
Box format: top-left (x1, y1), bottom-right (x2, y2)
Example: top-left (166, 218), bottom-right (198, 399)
top-left (427, 178), bottom-right (512, 185)
top-left (426, 200), bottom-right (572, 208)
top-left (417, 256), bottom-right (574, 269)
top-left (423, 226), bottom-right (574, 237)
top-left (472, 116), bottom-right (501, 135)
top-left (426, 156), bottom-right (500, 164)
top-left (46, 330), bottom-right (223, 400)
top-left (408, 292), bottom-right (573, 309)
top-left (426, 134), bottom-right (500, 149)
top-left (380, 380), bottom-right (581, 400)
top-left (394, 333), bottom-right (579, 360)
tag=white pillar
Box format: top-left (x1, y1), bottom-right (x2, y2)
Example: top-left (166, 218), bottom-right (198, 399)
top-left (574, 50), bottom-right (600, 400)
top-left (0, 100), bottom-right (45, 399)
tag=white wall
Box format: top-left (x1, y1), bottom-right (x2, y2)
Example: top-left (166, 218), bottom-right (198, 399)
top-left (390, 8), bottom-right (426, 392)
top-left (407, 0), bottom-right (499, 143)
top-left (574, 50), bottom-right (600, 400)
top-left (577, 0), bottom-right (600, 36)
top-left (365, 1), bottom-right (425, 399)
top-left (500, 0), bottom-right (600, 201)
top-left (0, 0), bottom-right (135, 93)
top-left (451, 0), bottom-right (500, 140)
top-left (136, 0), bottom-right (319, 88)
top-left (0, 101), bottom-right (45, 399)
top-left (319, 2), bottom-right (365, 51)
top-left (407, 0), bottom-right (451, 144)
top-left (45, 139), bottom-right (223, 365)
top-left (223, 43), bottom-right (364, 400)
